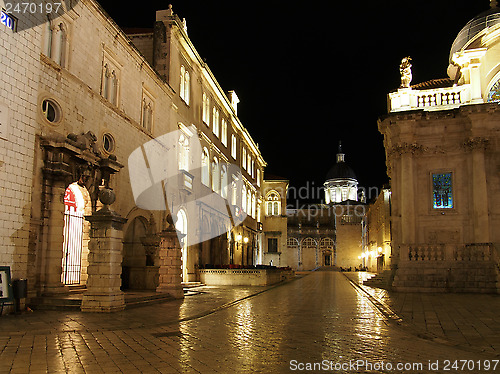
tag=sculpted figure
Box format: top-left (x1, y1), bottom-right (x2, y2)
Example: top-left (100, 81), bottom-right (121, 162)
top-left (400, 56), bottom-right (412, 89)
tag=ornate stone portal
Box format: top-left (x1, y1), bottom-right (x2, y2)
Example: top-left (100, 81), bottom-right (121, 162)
top-left (39, 132), bottom-right (122, 296)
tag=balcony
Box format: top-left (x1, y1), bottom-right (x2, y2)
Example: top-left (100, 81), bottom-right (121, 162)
top-left (388, 84), bottom-right (472, 113)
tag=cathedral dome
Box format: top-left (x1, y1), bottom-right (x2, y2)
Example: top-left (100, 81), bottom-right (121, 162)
top-left (325, 142), bottom-right (357, 182)
top-left (325, 161), bottom-right (357, 181)
top-left (449, 5), bottom-right (500, 62)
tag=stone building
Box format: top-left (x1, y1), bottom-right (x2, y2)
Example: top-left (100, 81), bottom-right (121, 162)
top-left (379, 1), bottom-right (500, 292)
top-left (0, 0), bottom-right (267, 311)
top-left (361, 186), bottom-right (392, 273)
top-left (261, 176), bottom-right (289, 267)
top-left (282, 144), bottom-right (365, 271)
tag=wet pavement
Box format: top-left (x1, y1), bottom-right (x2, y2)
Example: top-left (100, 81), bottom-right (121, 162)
top-left (1, 272), bottom-right (499, 373)
top-left (345, 272), bottom-right (500, 354)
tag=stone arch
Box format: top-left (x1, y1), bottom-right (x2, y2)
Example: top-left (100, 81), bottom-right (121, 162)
top-left (61, 181), bottom-right (92, 285)
top-left (122, 215), bottom-right (148, 289)
top-left (320, 237), bottom-right (335, 266)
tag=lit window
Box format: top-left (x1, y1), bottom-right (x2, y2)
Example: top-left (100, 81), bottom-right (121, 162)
top-left (212, 157), bottom-right (220, 193)
top-left (256, 169), bottom-right (261, 187)
top-left (202, 93), bottom-right (210, 124)
top-left (242, 148), bottom-right (247, 169)
top-left (178, 133), bottom-right (189, 171)
top-left (488, 78), bottom-right (500, 102)
top-left (432, 172), bottom-right (453, 209)
top-left (231, 135), bottom-right (237, 159)
top-left (180, 65), bottom-right (190, 105)
top-left (221, 164), bottom-right (228, 198)
top-left (201, 148), bottom-right (209, 186)
top-left (242, 185), bottom-right (247, 213)
top-left (251, 194), bottom-right (256, 218)
top-left (221, 118), bottom-right (227, 146)
top-left (266, 191), bottom-right (281, 216)
top-left (212, 107), bottom-right (219, 137)
top-left (247, 154), bottom-right (251, 173)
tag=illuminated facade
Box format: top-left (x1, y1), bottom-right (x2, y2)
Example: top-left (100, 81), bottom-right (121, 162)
top-left (0, 0), bottom-right (268, 311)
top-left (379, 2), bottom-right (500, 292)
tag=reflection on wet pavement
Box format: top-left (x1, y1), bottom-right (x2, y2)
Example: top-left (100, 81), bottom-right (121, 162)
top-left (0, 272), bottom-right (495, 373)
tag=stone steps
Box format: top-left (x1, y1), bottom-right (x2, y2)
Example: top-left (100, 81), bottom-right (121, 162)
top-left (363, 270), bottom-right (393, 289)
top-left (28, 290), bottom-right (182, 311)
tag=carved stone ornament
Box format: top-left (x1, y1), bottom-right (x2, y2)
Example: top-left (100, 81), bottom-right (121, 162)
top-left (463, 137), bottom-right (489, 151)
top-left (388, 142), bottom-right (426, 157)
top-left (400, 56), bottom-right (413, 89)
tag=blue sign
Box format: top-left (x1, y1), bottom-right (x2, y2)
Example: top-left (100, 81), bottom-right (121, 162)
top-left (1, 10), bottom-right (16, 31)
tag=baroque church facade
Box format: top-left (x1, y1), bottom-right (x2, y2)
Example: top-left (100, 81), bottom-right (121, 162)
top-left (379, 1), bottom-right (500, 292)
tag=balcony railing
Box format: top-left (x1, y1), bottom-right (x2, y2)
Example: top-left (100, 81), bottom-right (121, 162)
top-left (388, 84), bottom-right (472, 112)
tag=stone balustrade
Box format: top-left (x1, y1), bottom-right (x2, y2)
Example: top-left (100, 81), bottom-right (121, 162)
top-left (394, 243), bottom-right (499, 293)
top-left (389, 85), bottom-right (471, 112)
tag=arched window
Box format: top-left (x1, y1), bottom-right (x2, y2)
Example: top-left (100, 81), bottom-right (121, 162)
top-left (302, 237), bottom-right (317, 248)
top-left (221, 164), bottom-right (228, 199)
top-left (175, 209), bottom-right (188, 281)
top-left (201, 148), bottom-right (209, 186)
top-left (251, 194), bottom-right (256, 218)
top-left (180, 65), bottom-right (190, 105)
top-left (221, 118), bottom-right (227, 146)
top-left (242, 185), bottom-right (247, 213)
top-left (212, 157), bottom-right (220, 193)
top-left (178, 133), bottom-right (189, 171)
top-left (266, 191), bottom-right (281, 216)
top-left (287, 237), bottom-right (299, 247)
top-left (320, 238), bottom-right (334, 249)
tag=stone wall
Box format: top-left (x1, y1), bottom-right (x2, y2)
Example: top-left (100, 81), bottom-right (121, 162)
top-left (200, 269), bottom-right (284, 286)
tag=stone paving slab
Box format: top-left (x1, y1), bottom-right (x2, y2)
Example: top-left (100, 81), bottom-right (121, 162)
top-left (344, 271), bottom-right (500, 355)
top-left (1, 273), bottom-right (499, 373)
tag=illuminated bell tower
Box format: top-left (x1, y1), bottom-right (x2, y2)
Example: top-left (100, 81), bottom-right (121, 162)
top-left (324, 142), bottom-right (359, 204)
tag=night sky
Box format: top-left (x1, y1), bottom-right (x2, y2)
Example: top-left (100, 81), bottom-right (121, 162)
top-left (97, 0), bottom-right (489, 202)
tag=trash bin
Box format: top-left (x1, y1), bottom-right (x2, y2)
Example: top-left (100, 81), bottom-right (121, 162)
top-left (12, 279), bottom-right (27, 313)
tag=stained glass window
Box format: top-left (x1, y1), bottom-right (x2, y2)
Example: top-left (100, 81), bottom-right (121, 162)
top-left (432, 173), bottom-right (453, 209)
top-left (488, 79), bottom-right (500, 102)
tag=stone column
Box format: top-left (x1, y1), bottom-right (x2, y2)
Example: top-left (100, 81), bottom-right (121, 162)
top-left (156, 218), bottom-right (184, 299)
top-left (81, 189), bottom-right (127, 312)
top-left (469, 138), bottom-right (490, 243)
top-left (400, 151), bottom-right (416, 244)
top-left (43, 178), bottom-right (69, 296)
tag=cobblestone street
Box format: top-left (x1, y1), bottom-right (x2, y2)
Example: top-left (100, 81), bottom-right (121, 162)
top-left (1, 272), bottom-right (498, 373)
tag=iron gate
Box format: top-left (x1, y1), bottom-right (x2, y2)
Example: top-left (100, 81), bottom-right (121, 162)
top-left (61, 211), bottom-right (84, 285)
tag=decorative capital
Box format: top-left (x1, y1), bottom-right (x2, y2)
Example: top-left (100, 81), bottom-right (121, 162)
top-left (389, 142), bottom-right (425, 157)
